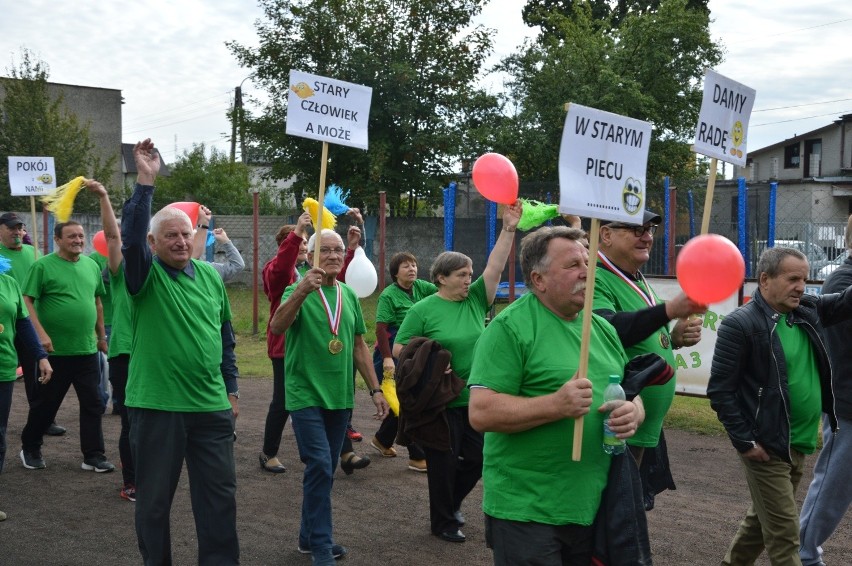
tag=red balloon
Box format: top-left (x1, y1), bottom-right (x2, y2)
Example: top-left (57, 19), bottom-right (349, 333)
top-left (92, 230), bottom-right (108, 256)
top-left (472, 153), bottom-right (519, 205)
top-left (676, 234), bottom-right (745, 304)
top-left (167, 201), bottom-right (200, 227)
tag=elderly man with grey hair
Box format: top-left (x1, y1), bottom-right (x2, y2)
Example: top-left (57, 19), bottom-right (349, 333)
top-left (121, 138), bottom-right (240, 565)
top-left (270, 227), bottom-right (388, 566)
top-left (708, 246), bottom-right (852, 566)
top-left (468, 225), bottom-right (644, 564)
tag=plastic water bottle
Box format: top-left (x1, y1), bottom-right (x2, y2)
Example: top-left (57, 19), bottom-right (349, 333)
top-left (602, 374), bottom-right (626, 455)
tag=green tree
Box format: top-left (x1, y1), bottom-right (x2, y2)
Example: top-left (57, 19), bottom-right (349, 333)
top-left (227, 0), bottom-right (499, 217)
top-left (154, 144), bottom-right (283, 215)
top-left (495, 0), bottom-right (722, 206)
top-left (0, 49), bottom-right (115, 213)
top-left (522, 0), bottom-right (709, 35)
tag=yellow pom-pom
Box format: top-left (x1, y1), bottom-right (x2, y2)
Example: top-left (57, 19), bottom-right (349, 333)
top-left (41, 176), bottom-right (86, 223)
top-left (382, 370), bottom-right (401, 416)
top-left (303, 198), bottom-right (337, 230)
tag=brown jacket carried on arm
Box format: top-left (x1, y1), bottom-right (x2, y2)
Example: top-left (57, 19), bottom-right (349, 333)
top-left (394, 337), bottom-right (464, 451)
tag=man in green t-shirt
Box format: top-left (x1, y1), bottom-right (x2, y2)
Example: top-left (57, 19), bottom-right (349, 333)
top-left (122, 138), bottom-right (240, 564)
top-left (468, 226), bottom-right (645, 564)
top-left (0, 212), bottom-right (65, 436)
top-left (594, 210), bottom-right (706, 466)
top-left (19, 220), bottom-right (112, 473)
top-left (269, 228), bottom-right (389, 566)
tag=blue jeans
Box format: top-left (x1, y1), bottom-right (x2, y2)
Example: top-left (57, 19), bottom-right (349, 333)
top-left (0, 380), bottom-right (14, 473)
top-left (290, 407), bottom-right (349, 558)
top-left (799, 414), bottom-right (852, 565)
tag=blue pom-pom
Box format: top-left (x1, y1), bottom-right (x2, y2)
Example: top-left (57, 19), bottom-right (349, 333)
top-left (0, 256), bottom-right (11, 275)
top-left (325, 184), bottom-right (351, 216)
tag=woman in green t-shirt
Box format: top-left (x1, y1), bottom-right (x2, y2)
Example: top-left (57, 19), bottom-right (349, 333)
top-left (370, 252), bottom-right (437, 471)
top-left (392, 202), bottom-right (521, 543)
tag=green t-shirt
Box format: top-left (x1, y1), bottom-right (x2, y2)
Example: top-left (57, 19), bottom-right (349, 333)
top-left (0, 275), bottom-right (28, 382)
top-left (777, 314), bottom-right (821, 454)
top-left (283, 281), bottom-right (367, 411)
top-left (125, 260), bottom-right (232, 412)
top-left (469, 293), bottom-right (628, 526)
top-left (0, 243), bottom-right (38, 287)
top-left (395, 276), bottom-right (489, 408)
top-left (89, 251), bottom-right (113, 326)
top-left (375, 279), bottom-right (438, 328)
top-left (22, 253), bottom-right (105, 356)
top-left (107, 265), bottom-right (132, 358)
top-left (594, 263), bottom-right (676, 447)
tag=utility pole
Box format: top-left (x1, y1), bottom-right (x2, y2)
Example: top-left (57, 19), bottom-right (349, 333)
top-left (230, 85), bottom-right (241, 163)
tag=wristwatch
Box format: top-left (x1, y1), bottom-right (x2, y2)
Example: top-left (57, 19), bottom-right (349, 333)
top-left (228, 391), bottom-right (240, 399)
top-left (369, 388), bottom-right (383, 397)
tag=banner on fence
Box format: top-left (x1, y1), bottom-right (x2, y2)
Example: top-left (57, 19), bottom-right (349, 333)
top-left (558, 104), bottom-right (652, 224)
top-left (286, 70), bottom-right (373, 150)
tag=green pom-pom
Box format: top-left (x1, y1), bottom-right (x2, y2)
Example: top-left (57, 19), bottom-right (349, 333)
top-left (517, 199), bottom-right (560, 231)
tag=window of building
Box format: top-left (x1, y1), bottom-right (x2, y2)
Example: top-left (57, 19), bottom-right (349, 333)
top-left (784, 142), bottom-right (801, 168)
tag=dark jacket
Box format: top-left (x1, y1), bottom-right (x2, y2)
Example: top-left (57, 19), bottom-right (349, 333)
top-left (822, 256), bottom-right (852, 420)
top-left (394, 337), bottom-right (464, 451)
top-left (707, 286), bottom-right (852, 462)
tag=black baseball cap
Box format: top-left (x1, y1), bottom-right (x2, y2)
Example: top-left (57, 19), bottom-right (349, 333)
top-left (603, 210), bottom-right (662, 227)
top-left (0, 213), bottom-right (24, 228)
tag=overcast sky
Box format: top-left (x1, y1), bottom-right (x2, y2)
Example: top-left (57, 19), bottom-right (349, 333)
top-left (2, 0), bottom-right (851, 173)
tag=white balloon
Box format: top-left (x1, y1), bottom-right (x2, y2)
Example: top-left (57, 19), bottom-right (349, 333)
top-left (345, 247), bottom-right (378, 298)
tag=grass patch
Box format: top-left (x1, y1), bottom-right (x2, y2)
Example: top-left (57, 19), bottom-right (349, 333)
top-left (664, 395), bottom-right (725, 436)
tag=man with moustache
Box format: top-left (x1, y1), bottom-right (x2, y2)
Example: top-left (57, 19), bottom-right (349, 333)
top-left (468, 225), bottom-right (645, 564)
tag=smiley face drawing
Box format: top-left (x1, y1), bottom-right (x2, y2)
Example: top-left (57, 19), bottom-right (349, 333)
top-left (290, 82), bottom-right (315, 99)
top-left (622, 178), bottom-right (643, 216)
top-left (730, 120), bottom-right (744, 159)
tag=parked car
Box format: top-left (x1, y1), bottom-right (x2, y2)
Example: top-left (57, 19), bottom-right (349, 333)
top-left (753, 240), bottom-right (830, 280)
top-left (817, 249), bottom-right (849, 279)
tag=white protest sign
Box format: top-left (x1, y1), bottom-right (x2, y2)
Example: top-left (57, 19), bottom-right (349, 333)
top-left (693, 69), bottom-right (756, 167)
top-left (7, 156), bottom-right (57, 196)
top-left (558, 104), bottom-right (652, 224)
top-left (286, 70), bottom-right (372, 150)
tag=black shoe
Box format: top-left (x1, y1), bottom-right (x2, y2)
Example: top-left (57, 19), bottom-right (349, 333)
top-left (81, 456), bottom-right (115, 473)
top-left (45, 422), bottom-right (66, 436)
top-left (20, 449), bottom-right (46, 470)
top-left (340, 452), bottom-right (370, 475)
top-left (437, 529), bottom-right (466, 543)
top-left (297, 543), bottom-right (348, 559)
top-left (454, 510), bottom-right (466, 526)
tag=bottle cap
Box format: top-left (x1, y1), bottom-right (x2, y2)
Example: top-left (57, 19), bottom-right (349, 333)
top-left (608, 374), bottom-right (620, 383)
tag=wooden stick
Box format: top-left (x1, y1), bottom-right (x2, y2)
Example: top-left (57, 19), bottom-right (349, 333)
top-left (312, 142), bottom-right (330, 263)
top-left (573, 217), bottom-right (601, 461)
top-left (29, 196), bottom-right (39, 255)
top-left (700, 157), bottom-right (717, 235)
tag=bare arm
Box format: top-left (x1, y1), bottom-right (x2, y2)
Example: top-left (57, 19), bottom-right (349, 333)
top-left (482, 201), bottom-right (522, 304)
top-left (86, 179), bottom-right (122, 274)
top-left (269, 267), bottom-right (324, 334)
top-left (354, 334), bottom-right (389, 419)
top-left (193, 205), bottom-right (212, 259)
top-left (469, 376), bottom-right (593, 434)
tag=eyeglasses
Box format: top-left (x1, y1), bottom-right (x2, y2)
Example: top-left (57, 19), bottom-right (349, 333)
top-left (318, 247), bottom-right (345, 255)
top-left (607, 224), bottom-right (657, 237)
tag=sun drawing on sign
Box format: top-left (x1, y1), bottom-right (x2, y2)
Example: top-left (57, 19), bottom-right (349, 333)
top-left (290, 82), bottom-right (315, 99)
top-left (730, 120), bottom-right (744, 159)
top-left (622, 178), bottom-right (643, 216)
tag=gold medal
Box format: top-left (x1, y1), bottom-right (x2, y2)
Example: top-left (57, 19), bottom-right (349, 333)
top-left (328, 338), bottom-right (343, 354)
top-left (659, 332), bottom-right (670, 349)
